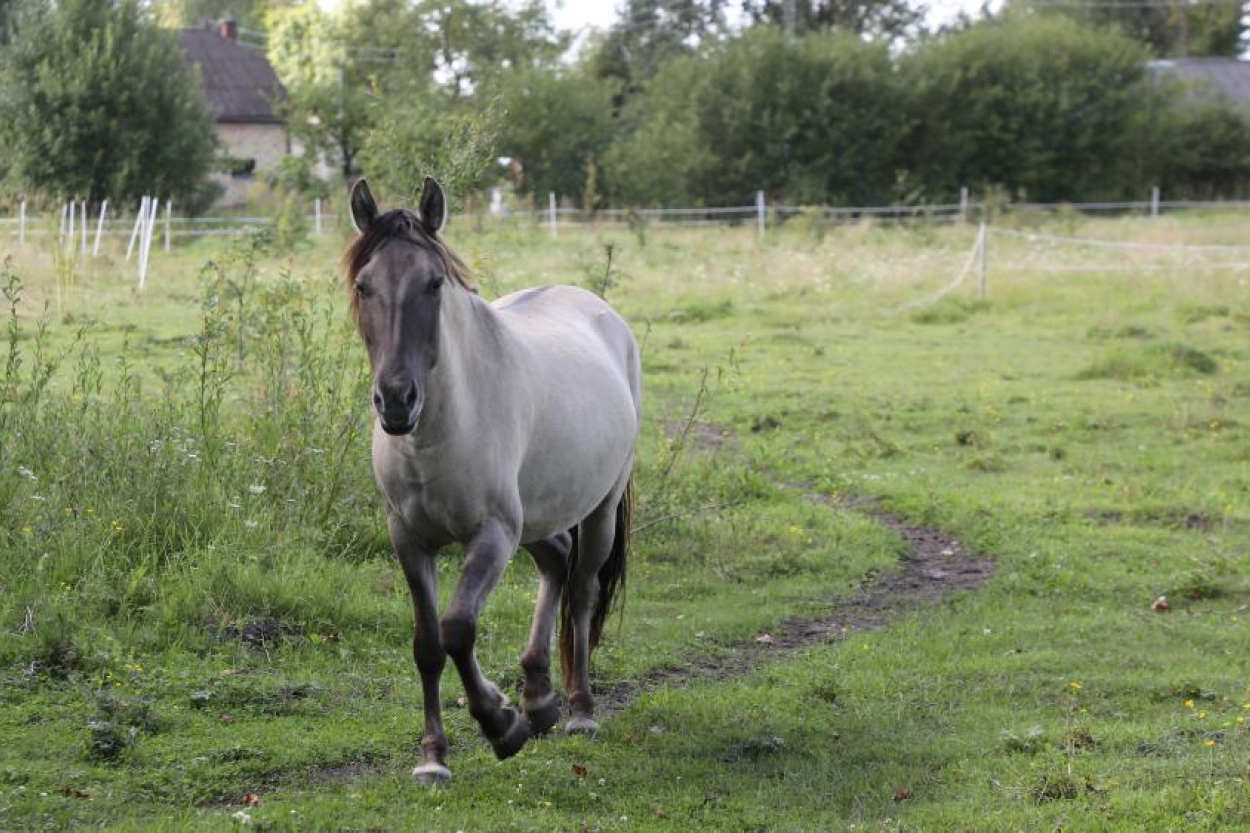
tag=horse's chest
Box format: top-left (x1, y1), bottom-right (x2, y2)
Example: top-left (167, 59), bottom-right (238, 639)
top-left (373, 438), bottom-right (508, 542)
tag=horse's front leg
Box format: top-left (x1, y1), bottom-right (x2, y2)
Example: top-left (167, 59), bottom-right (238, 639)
top-left (519, 531), bottom-right (571, 735)
top-left (389, 516), bottom-right (450, 784)
top-left (441, 521), bottom-right (531, 760)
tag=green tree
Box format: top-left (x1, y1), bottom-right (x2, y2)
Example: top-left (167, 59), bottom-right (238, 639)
top-left (1008, 0), bottom-right (1246, 57)
top-left (901, 14), bottom-right (1156, 202)
top-left (589, 0), bottom-right (728, 99)
top-left (606, 28), bottom-right (904, 206)
top-left (741, 0), bottom-right (925, 41)
top-left (0, 0), bottom-right (217, 205)
top-left (495, 66), bottom-right (617, 206)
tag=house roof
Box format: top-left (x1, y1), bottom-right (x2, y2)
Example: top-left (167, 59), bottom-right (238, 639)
top-left (1147, 58), bottom-right (1250, 108)
top-left (179, 28), bottom-right (286, 125)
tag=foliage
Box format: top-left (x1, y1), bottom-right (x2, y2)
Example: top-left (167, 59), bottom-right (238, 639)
top-left (0, 0), bottom-right (217, 205)
top-left (742, 0), bottom-right (925, 41)
top-left (588, 0), bottom-right (728, 98)
top-left (901, 14), bottom-right (1156, 202)
top-left (1008, 0), bottom-right (1247, 58)
top-left (1152, 100), bottom-right (1250, 199)
top-left (607, 28), bottom-right (903, 206)
top-left (495, 66), bottom-right (618, 206)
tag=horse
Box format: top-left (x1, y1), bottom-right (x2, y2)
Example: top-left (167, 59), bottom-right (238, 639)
top-left (341, 177), bottom-right (641, 784)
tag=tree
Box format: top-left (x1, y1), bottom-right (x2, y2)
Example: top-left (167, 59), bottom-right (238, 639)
top-left (606, 28), bottom-right (905, 206)
top-left (1007, 0), bottom-right (1247, 57)
top-left (901, 14), bottom-right (1156, 202)
top-left (0, 0), bottom-right (217, 205)
top-left (495, 66), bottom-right (617, 206)
top-left (589, 0), bottom-right (728, 99)
top-left (741, 0), bottom-right (926, 41)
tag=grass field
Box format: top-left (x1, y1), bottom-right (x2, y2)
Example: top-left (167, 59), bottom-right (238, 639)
top-left (2, 210), bottom-right (1248, 830)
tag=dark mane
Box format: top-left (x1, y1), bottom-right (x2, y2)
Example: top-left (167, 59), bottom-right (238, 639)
top-left (340, 208), bottom-right (474, 324)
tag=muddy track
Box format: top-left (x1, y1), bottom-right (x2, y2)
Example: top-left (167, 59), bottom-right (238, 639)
top-left (594, 494), bottom-right (995, 716)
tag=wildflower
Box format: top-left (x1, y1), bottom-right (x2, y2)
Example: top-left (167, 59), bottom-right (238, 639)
top-left (1236, 717), bottom-right (1245, 725)
top-left (1203, 739), bottom-right (1216, 748)
top-left (1197, 711), bottom-right (1208, 719)
top-left (20, 526), bottom-right (32, 537)
top-left (248, 484), bottom-right (266, 496)
top-left (16, 465), bottom-right (36, 481)
top-left (1069, 682), bottom-right (1082, 691)
top-left (1184, 699), bottom-right (1195, 709)
top-left (110, 521), bottom-right (123, 534)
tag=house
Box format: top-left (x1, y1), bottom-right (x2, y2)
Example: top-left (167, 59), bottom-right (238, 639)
top-left (1146, 57), bottom-right (1250, 109)
top-left (179, 19), bottom-right (288, 206)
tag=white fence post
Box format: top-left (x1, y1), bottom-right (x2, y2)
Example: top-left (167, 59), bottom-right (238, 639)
top-left (164, 199), bottom-right (172, 252)
top-left (548, 192), bottom-right (557, 239)
top-left (59, 202), bottom-right (67, 247)
top-left (960, 187), bottom-right (969, 223)
top-left (80, 201), bottom-right (88, 258)
top-left (127, 196), bottom-right (147, 261)
top-left (18, 200), bottom-right (26, 247)
top-left (315, 197), bottom-right (322, 235)
top-left (93, 199), bottom-right (108, 258)
top-left (756, 190), bottom-right (766, 240)
top-left (139, 196), bottom-right (158, 289)
top-left (65, 202), bottom-right (75, 252)
top-left (1150, 187), bottom-right (1160, 219)
top-left (978, 222), bottom-right (988, 298)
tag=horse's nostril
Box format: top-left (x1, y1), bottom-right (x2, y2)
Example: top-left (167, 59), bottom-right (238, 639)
top-left (404, 384), bottom-right (418, 406)
top-left (373, 390), bottom-right (384, 409)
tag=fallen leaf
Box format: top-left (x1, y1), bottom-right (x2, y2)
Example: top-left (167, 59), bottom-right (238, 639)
top-left (572, 764), bottom-right (588, 779)
top-left (755, 633), bottom-right (775, 644)
top-left (242, 793), bottom-right (260, 807)
top-left (893, 789), bottom-right (914, 802)
top-left (57, 786), bottom-right (90, 799)
top-left (1152, 595), bottom-right (1170, 613)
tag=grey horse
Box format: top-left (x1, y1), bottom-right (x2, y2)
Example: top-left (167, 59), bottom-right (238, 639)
top-left (342, 178), bottom-right (641, 784)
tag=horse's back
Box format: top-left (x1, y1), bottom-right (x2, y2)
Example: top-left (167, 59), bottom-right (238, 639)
top-left (493, 285), bottom-right (640, 412)
top-left (492, 285), bottom-right (640, 538)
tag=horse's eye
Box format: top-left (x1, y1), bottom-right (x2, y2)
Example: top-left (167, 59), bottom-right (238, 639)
top-left (355, 282), bottom-right (372, 298)
top-left (429, 277), bottom-right (445, 294)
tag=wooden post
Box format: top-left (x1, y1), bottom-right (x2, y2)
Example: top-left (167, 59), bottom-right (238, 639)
top-left (126, 196), bottom-right (147, 261)
top-left (756, 190), bottom-right (766, 240)
top-left (960, 186), bottom-right (969, 223)
top-left (18, 200), bottom-right (25, 247)
top-left (93, 200), bottom-right (108, 257)
top-left (977, 222), bottom-right (988, 299)
top-left (164, 199), bottom-right (171, 252)
top-left (1150, 186), bottom-right (1160, 219)
top-left (315, 197), bottom-right (322, 235)
top-left (548, 192), bottom-right (557, 239)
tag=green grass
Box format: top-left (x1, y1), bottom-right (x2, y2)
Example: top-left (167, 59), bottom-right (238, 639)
top-left (2, 213), bottom-right (1249, 829)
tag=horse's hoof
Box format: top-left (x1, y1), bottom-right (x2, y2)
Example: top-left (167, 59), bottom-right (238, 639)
top-left (488, 708), bottom-right (531, 760)
top-left (412, 762), bottom-right (451, 785)
top-left (523, 693), bottom-right (561, 736)
top-left (565, 715), bottom-right (600, 735)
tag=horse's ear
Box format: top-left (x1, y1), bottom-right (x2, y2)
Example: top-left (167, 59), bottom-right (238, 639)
top-left (418, 176), bottom-right (447, 235)
top-left (350, 178), bottom-right (379, 233)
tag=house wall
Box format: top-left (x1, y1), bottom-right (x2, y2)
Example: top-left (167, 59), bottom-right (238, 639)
top-left (211, 122), bottom-right (288, 207)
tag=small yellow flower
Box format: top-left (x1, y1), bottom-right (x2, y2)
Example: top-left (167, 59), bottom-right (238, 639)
top-left (1184, 699), bottom-right (1194, 709)
top-left (1069, 681), bottom-right (1082, 691)
top-left (1197, 711), bottom-right (1208, 719)
top-left (1242, 703), bottom-right (1250, 711)
top-left (1203, 739), bottom-right (1216, 748)
top-left (1236, 717), bottom-right (1245, 725)
top-left (20, 525), bottom-right (32, 537)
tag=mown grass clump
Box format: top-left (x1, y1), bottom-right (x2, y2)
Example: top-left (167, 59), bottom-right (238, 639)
top-left (1076, 342), bottom-right (1219, 380)
top-left (909, 297), bottom-right (989, 325)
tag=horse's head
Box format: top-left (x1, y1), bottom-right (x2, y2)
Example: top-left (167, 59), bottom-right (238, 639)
top-left (343, 177), bottom-right (467, 436)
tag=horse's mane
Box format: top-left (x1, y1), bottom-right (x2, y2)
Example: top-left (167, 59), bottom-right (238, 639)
top-left (340, 208), bottom-right (473, 325)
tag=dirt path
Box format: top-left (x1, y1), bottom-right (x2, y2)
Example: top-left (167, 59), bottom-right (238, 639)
top-left (595, 495), bottom-right (995, 716)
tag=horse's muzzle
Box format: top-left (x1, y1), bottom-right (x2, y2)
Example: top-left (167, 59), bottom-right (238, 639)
top-left (374, 379), bottom-right (422, 435)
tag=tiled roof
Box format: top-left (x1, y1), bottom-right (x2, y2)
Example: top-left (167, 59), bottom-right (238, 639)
top-left (179, 28), bottom-right (286, 124)
top-left (1147, 57), bottom-right (1250, 108)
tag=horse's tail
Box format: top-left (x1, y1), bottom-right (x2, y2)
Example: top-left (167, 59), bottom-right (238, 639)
top-left (560, 478), bottom-right (631, 691)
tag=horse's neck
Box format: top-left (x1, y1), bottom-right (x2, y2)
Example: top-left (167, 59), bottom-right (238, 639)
top-left (417, 286), bottom-right (508, 442)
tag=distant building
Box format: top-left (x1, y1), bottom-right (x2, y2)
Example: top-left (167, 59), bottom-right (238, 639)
top-left (179, 19), bottom-right (288, 206)
top-left (1147, 58), bottom-right (1250, 109)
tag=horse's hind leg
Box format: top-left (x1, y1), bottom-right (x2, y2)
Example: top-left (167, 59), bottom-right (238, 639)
top-left (564, 497), bottom-right (619, 734)
top-left (389, 516), bottom-right (450, 785)
top-left (441, 521), bottom-right (532, 760)
top-left (520, 531), bottom-right (571, 735)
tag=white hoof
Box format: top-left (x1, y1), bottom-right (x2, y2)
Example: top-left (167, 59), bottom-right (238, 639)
top-left (412, 762), bottom-right (451, 785)
top-left (565, 715), bottom-right (600, 735)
